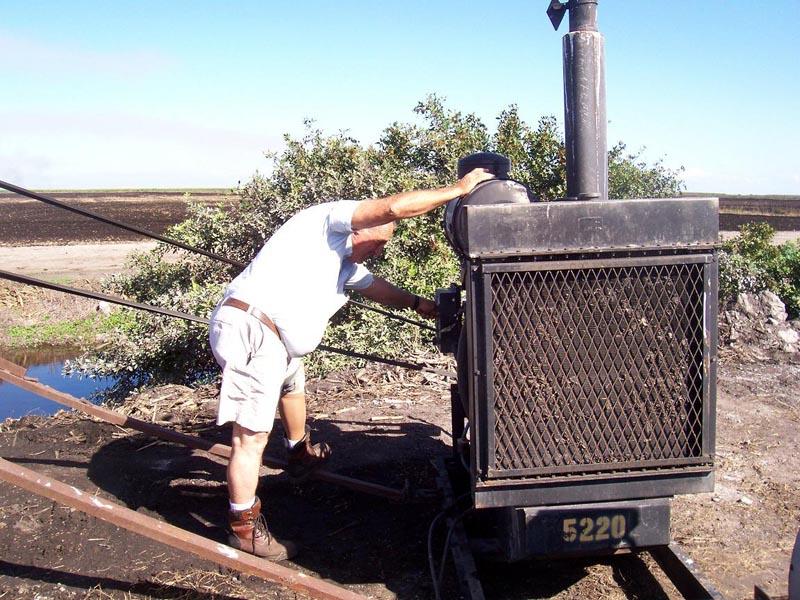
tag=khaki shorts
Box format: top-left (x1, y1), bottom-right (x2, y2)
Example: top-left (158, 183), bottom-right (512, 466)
top-left (209, 304), bottom-right (304, 433)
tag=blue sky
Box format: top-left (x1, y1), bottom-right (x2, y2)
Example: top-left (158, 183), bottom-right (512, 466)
top-left (1, 1), bottom-right (798, 194)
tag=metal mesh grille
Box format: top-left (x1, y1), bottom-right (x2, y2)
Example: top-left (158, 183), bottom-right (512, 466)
top-left (489, 261), bottom-right (705, 475)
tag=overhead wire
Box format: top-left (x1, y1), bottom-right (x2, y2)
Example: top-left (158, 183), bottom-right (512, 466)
top-left (0, 269), bottom-right (455, 379)
top-left (0, 179), bottom-right (435, 331)
top-left (0, 179), bottom-right (242, 268)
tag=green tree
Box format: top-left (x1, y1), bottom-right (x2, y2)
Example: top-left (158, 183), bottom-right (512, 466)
top-left (607, 142), bottom-right (685, 199)
top-left (494, 107), bottom-right (566, 200)
top-left (76, 96), bottom-right (687, 387)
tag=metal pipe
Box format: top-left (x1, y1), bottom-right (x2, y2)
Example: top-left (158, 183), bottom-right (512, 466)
top-left (0, 361), bottom-right (407, 501)
top-left (568, 0), bottom-right (598, 31)
top-left (0, 456), bottom-right (369, 600)
top-left (550, 0), bottom-right (608, 200)
top-left (0, 270), bottom-right (453, 378)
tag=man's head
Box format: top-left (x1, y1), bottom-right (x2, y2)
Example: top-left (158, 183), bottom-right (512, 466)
top-left (349, 221), bottom-right (395, 263)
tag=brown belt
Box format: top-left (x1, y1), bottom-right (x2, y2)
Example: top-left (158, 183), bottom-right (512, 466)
top-left (222, 298), bottom-right (282, 341)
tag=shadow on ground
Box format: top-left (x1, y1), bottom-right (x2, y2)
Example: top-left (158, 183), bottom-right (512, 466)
top-left (77, 415), bottom-right (682, 599)
top-left (86, 416), bottom-right (451, 598)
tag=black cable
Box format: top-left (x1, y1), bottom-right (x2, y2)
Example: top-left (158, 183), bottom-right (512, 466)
top-left (437, 507), bottom-right (474, 591)
top-left (0, 179), bottom-right (245, 268)
top-left (317, 343), bottom-right (454, 378)
top-left (0, 269), bottom-right (455, 379)
top-left (0, 269), bottom-right (209, 324)
top-left (348, 298), bottom-right (435, 332)
top-left (0, 179), bottom-right (437, 332)
top-left (427, 510), bottom-right (448, 600)
top-left (427, 492), bottom-right (472, 600)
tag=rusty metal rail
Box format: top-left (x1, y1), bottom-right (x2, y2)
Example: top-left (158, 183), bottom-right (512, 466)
top-left (649, 542), bottom-right (726, 600)
top-left (0, 456), bottom-right (368, 600)
top-left (0, 357), bottom-right (405, 501)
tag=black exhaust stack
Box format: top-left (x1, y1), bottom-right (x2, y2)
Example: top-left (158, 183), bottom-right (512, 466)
top-left (548, 0), bottom-right (607, 200)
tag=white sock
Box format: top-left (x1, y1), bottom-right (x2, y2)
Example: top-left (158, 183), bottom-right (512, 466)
top-left (285, 438), bottom-right (302, 450)
top-left (230, 497), bottom-right (256, 512)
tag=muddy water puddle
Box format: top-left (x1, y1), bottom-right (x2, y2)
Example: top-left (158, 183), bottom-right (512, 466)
top-left (0, 346), bottom-right (116, 420)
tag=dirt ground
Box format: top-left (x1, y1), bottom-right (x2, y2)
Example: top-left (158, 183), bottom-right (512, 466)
top-left (0, 190), bottom-right (231, 245)
top-left (0, 354), bottom-right (797, 600)
top-left (0, 242), bottom-right (159, 281)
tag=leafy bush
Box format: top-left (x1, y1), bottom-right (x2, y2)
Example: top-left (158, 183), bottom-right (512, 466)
top-left (80, 96), bottom-right (686, 386)
top-left (720, 222), bottom-right (800, 316)
top-left (608, 143), bottom-right (685, 199)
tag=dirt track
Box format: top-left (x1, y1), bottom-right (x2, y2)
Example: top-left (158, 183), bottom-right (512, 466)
top-left (0, 242), bottom-right (158, 280)
top-left (0, 190), bottom-right (229, 281)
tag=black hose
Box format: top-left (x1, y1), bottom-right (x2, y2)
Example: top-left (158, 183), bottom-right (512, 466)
top-left (0, 269), bottom-right (454, 379)
top-left (348, 298), bottom-right (435, 332)
top-left (427, 492), bottom-right (472, 600)
top-left (0, 179), bottom-right (436, 331)
top-left (0, 179), bottom-right (244, 268)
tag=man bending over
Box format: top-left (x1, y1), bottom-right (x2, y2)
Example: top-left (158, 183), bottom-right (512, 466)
top-left (209, 167), bottom-right (494, 559)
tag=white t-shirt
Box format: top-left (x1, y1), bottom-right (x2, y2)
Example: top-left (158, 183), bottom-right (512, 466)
top-left (224, 200), bottom-right (374, 357)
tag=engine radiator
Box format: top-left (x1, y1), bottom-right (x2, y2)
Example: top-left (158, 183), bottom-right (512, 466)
top-left (456, 198), bottom-right (718, 508)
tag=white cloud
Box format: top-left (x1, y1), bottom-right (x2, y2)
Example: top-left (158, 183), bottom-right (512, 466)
top-left (1, 111), bottom-right (279, 149)
top-left (0, 30), bottom-right (175, 77)
top-left (0, 110), bottom-right (284, 188)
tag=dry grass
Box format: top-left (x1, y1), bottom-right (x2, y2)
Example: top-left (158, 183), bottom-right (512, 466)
top-left (77, 567), bottom-right (263, 599)
top-left (306, 356), bottom-right (453, 416)
top-left (0, 280), bottom-right (100, 347)
top-left (113, 384), bottom-right (220, 431)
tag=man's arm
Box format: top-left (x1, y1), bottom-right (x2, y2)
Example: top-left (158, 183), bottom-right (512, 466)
top-left (356, 277), bottom-right (437, 319)
top-left (351, 168), bottom-right (495, 231)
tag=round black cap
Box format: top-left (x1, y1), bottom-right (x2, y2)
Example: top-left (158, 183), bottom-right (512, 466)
top-left (457, 152), bottom-right (511, 179)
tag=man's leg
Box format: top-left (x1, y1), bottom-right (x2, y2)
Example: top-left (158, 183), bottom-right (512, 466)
top-left (278, 392), bottom-right (307, 442)
top-left (226, 422), bottom-right (297, 559)
top-left (211, 307), bottom-right (297, 559)
top-left (279, 390), bottom-right (332, 481)
top-left (228, 423), bottom-right (268, 503)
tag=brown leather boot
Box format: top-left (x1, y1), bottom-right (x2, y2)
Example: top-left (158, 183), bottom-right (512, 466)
top-left (227, 497), bottom-right (297, 560)
top-left (287, 428), bottom-right (332, 482)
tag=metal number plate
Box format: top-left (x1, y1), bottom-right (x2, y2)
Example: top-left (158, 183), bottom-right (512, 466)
top-left (562, 514), bottom-right (627, 544)
top-left (502, 499), bottom-right (671, 560)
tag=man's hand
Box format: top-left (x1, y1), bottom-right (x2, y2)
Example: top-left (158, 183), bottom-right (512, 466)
top-left (415, 297), bottom-right (437, 319)
top-left (455, 168), bottom-right (496, 197)
top-left (351, 168), bottom-right (496, 230)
